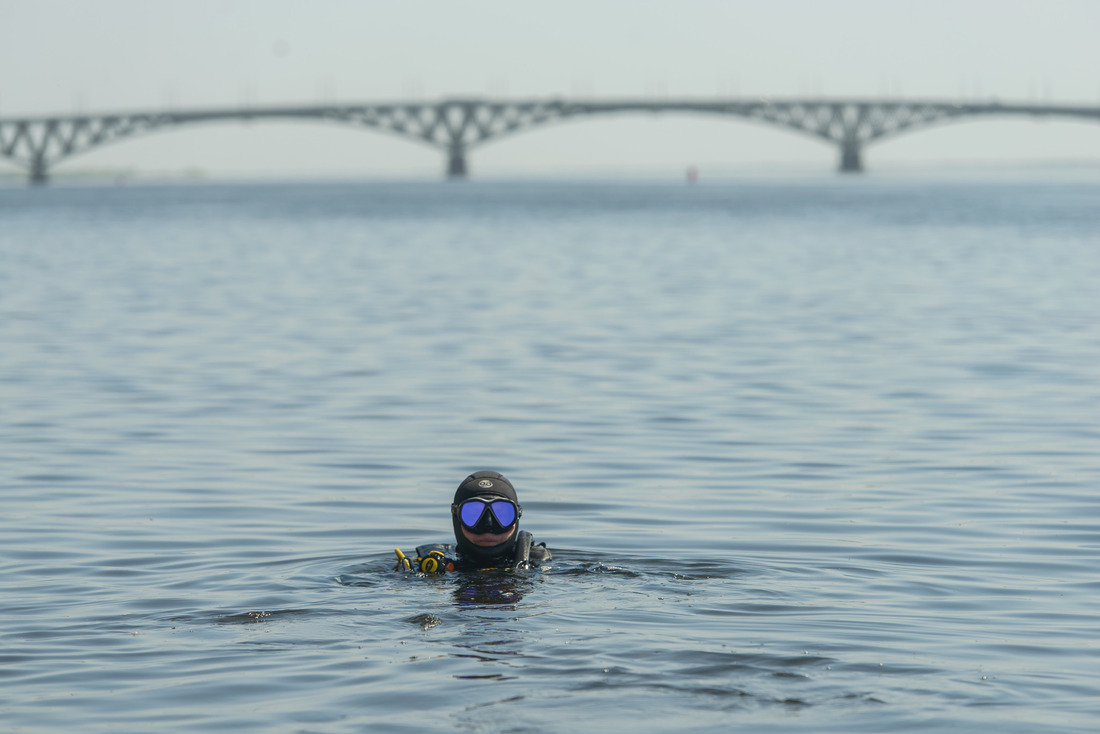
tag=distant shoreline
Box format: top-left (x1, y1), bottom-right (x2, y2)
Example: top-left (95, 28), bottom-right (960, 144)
top-left (4, 159), bottom-right (1100, 188)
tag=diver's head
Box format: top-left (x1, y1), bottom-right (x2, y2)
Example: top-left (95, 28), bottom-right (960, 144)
top-left (452, 470), bottom-right (522, 562)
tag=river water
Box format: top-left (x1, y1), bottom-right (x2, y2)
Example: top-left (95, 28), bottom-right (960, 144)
top-left (2, 178), bottom-right (1098, 732)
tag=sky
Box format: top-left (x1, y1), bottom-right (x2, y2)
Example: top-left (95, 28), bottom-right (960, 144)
top-left (2, 0), bottom-right (1100, 180)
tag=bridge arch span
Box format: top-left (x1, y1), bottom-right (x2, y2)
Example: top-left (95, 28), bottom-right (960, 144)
top-left (472, 112), bottom-right (835, 175)
top-left (851, 114), bottom-right (1100, 168)
top-left (18, 117), bottom-right (446, 181)
top-left (0, 109), bottom-right (451, 184)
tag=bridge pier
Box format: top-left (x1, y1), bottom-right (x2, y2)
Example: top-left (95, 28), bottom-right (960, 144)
top-left (446, 144), bottom-right (468, 179)
top-left (838, 141), bottom-right (863, 173)
top-left (30, 154), bottom-right (49, 186)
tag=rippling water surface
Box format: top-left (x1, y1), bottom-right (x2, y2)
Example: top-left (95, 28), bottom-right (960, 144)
top-left (2, 179), bottom-right (1098, 732)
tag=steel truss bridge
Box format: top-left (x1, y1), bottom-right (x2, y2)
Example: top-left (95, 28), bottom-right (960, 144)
top-left (2, 97), bottom-right (1099, 184)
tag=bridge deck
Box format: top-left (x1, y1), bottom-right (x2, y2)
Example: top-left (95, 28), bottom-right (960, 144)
top-left (2, 97), bottom-right (1098, 184)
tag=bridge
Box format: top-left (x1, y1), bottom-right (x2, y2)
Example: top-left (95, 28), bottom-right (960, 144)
top-left (2, 97), bottom-right (1099, 184)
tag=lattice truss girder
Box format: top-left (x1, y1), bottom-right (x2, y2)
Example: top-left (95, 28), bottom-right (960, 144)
top-left (0, 116), bottom-right (170, 167)
top-left (327, 102), bottom-right (569, 147)
top-left (743, 102), bottom-right (957, 144)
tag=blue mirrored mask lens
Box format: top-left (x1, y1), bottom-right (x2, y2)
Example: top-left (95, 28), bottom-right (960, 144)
top-left (460, 501), bottom-right (486, 528)
top-left (489, 500), bottom-right (516, 527)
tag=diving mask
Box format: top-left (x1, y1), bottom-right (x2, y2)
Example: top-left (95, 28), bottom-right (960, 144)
top-left (453, 497), bottom-right (521, 534)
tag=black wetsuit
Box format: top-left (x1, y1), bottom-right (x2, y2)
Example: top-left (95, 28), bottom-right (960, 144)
top-left (413, 531), bottom-right (551, 572)
top-left (398, 470), bottom-right (550, 573)
top-left (448, 471), bottom-right (549, 570)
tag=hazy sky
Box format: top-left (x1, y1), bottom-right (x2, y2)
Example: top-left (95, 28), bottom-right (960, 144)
top-left (3, 0), bottom-right (1099, 179)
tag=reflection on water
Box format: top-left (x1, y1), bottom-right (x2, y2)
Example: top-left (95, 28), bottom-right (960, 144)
top-left (452, 571), bottom-right (537, 610)
top-left (1, 179), bottom-right (1099, 733)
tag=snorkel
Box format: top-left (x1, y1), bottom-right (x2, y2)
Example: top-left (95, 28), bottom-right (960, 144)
top-left (451, 471), bottom-right (522, 564)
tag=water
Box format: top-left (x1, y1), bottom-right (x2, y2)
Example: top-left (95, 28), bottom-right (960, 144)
top-left (2, 178), bottom-right (1098, 732)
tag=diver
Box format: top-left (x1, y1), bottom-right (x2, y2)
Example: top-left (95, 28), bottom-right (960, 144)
top-left (394, 470), bottom-right (551, 573)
